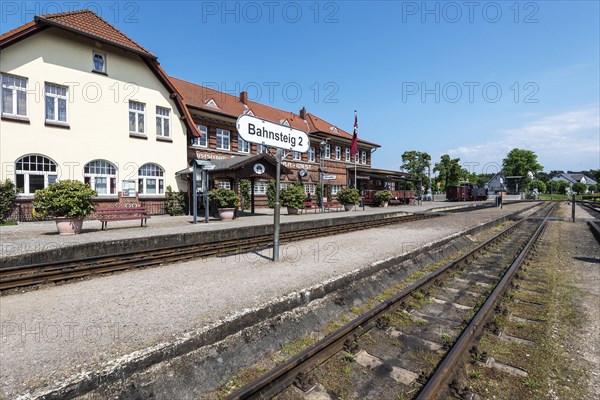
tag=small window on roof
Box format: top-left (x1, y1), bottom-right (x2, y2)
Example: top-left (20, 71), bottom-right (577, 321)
top-left (93, 51), bottom-right (106, 73)
top-left (205, 99), bottom-right (218, 108)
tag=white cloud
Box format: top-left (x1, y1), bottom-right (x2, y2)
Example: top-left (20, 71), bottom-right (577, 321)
top-left (447, 108), bottom-right (600, 172)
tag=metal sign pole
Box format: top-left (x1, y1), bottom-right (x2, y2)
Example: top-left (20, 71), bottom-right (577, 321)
top-left (273, 148), bottom-right (282, 262)
top-left (192, 162), bottom-right (198, 224)
top-left (204, 170), bottom-right (210, 223)
top-left (572, 193), bottom-right (575, 222)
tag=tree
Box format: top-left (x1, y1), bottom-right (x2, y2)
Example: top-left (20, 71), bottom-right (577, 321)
top-left (502, 148), bottom-right (543, 179)
top-left (401, 151), bottom-right (431, 191)
top-left (572, 182), bottom-right (587, 194)
top-left (547, 180), bottom-right (560, 194)
top-left (434, 154), bottom-right (466, 190)
top-left (528, 180), bottom-right (546, 194)
top-left (591, 169), bottom-right (600, 183)
top-left (557, 180), bottom-right (570, 195)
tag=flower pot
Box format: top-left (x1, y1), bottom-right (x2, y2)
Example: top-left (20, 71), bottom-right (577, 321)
top-left (55, 217), bottom-right (84, 235)
top-left (218, 208), bottom-right (236, 221)
top-left (344, 204), bottom-right (355, 211)
top-left (380, 201), bottom-right (389, 207)
top-left (287, 207), bottom-right (299, 215)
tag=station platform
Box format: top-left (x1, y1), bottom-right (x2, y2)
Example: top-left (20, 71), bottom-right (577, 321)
top-left (0, 201), bottom-right (544, 399)
top-left (0, 201), bottom-right (494, 260)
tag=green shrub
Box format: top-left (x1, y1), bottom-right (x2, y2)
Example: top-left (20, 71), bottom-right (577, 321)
top-left (0, 179), bottom-right (16, 223)
top-left (240, 179), bottom-right (251, 210)
top-left (572, 182), bottom-right (587, 194)
top-left (316, 182), bottom-right (323, 207)
top-left (267, 179), bottom-right (276, 208)
top-left (527, 179), bottom-right (546, 194)
top-left (337, 188), bottom-right (360, 205)
top-left (166, 185), bottom-right (185, 216)
top-left (374, 190), bottom-right (393, 203)
top-left (209, 188), bottom-right (239, 208)
top-left (280, 185), bottom-right (306, 209)
top-left (33, 180), bottom-right (97, 218)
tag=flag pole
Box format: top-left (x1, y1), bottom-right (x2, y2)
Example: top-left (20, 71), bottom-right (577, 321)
top-left (353, 110), bottom-right (357, 189)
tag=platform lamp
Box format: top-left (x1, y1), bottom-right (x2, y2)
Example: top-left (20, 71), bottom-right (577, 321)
top-left (319, 139), bottom-right (328, 213)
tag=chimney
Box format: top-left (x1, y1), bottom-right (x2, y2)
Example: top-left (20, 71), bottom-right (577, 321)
top-left (240, 91), bottom-right (248, 104)
top-left (299, 106), bottom-right (306, 119)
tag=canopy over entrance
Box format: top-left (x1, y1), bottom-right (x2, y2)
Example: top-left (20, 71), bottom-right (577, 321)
top-left (346, 166), bottom-right (411, 192)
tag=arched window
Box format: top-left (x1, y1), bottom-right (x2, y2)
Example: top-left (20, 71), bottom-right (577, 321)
top-left (138, 163), bottom-right (164, 195)
top-left (84, 160), bottom-right (117, 195)
top-left (15, 154), bottom-right (58, 195)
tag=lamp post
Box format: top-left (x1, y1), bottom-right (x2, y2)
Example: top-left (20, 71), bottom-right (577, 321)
top-left (319, 140), bottom-right (327, 213)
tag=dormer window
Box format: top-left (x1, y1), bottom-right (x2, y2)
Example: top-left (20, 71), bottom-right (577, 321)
top-left (93, 52), bottom-right (106, 73)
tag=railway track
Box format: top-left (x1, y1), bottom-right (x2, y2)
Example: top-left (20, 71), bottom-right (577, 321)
top-left (0, 213), bottom-right (438, 291)
top-left (226, 202), bottom-right (556, 400)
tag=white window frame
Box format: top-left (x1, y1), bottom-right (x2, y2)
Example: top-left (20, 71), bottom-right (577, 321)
top-left (294, 151), bottom-right (301, 160)
top-left (238, 135), bottom-right (250, 153)
top-left (354, 153), bottom-right (359, 163)
top-left (331, 185), bottom-right (342, 195)
top-left (1, 74), bottom-right (27, 117)
top-left (361, 151), bottom-right (367, 164)
top-left (217, 180), bottom-right (231, 190)
top-left (45, 83), bottom-right (68, 123)
top-left (345, 148), bottom-right (350, 161)
top-left (304, 183), bottom-right (316, 195)
top-left (156, 106), bottom-right (170, 137)
top-left (335, 146), bottom-right (341, 160)
top-left (324, 144), bottom-right (331, 159)
top-left (84, 160), bottom-right (117, 196)
top-left (15, 155), bottom-right (58, 195)
top-left (254, 181), bottom-right (268, 195)
top-left (216, 128), bottom-right (230, 150)
top-left (192, 125), bottom-right (208, 147)
top-left (92, 51), bottom-right (107, 73)
top-left (138, 163), bottom-right (165, 195)
top-left (308, 147), bottom-right (316, 162)
top-left (129, 101), bottom-right (145, 134)
top-left (258, 144), bottom-right (268, 154)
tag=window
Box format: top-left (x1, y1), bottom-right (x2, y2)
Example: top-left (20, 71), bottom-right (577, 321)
top-left (45, 83), bottom-right (67, 123)
top-left (192, 125), bottom-right (208, 147)
top-left (216, 128), bottom-right (230, 150)
top-left (238, 135), bottom-right (250, 153)
top-left (361, 151), bottom-right (367, 164)
top-left (138, 163), bottom-right (164, 195)
top-left (93, 51), bottom-right (106, 73)
top-left (254, 181), bottom-right (268, 195)
top-left (156, 107), bottom-right (170, 137)
top-left (1, 74), bottom-right (27, 117)
top-left (324, 144), bottom-right (331, 159)
top-left (217, 180), bottom-right (231, 190)
top-left (354, 153), bottom-right (359, 163)
top-left (279, 182), bottom-right (291, 190)
top-left (308, 147), bottom-right (316, 162)
top-left (335, 146), bottom-right (341, 160)
top-left (84, 160), bottom-right (117, 195)
top-left (15, 155), bottom-right (57, 195)
top-left (129, 101), bottom-right (145, 134)
top-left (294, 151), bottom-right (301, 160)
top-left (258, 144), bottom-right (268, 154)
top-left (331, 185), bottom-right (342, 195)
top-left (304, 183), bottom-right (316, 195)
top-left (345, 148), bottom-right (350, 161)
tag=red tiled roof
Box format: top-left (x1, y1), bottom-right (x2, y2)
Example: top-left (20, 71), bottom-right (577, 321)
top-left (170, 76), bottom-right (380, 147)
top-left (1, 10), bottom-right (154, 57)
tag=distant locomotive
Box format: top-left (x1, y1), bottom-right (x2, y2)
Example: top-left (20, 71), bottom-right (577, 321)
top-left (446, 184), bottom-right (487, 201)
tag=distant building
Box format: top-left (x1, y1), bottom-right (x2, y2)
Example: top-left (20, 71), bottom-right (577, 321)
top-left (486, 172), bottom-right (526, 194)
top-left (550, 173), bottom-right (597, 191)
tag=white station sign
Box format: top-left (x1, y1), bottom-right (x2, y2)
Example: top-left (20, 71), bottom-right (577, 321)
top-left (237, 114), bottom-right (309, 153)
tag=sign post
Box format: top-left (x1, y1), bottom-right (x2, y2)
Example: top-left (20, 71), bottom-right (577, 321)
top-left (237, 115), bottom-right (309, 262)
top-left (190, 160), bottom-right (215, 224)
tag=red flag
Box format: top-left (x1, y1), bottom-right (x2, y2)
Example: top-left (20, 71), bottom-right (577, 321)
top-left (350, 112), bottom-right (358, 156)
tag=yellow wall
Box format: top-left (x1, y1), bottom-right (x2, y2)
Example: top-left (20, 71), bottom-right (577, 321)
top-left (0, 27), bottom-right (188, 196)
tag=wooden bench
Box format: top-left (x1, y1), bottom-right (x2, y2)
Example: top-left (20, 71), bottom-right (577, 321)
top-left (362, 197), bottom-right (374, 206)
top-left (302, 201), bottom-right (318, 213)
top-left (324, 201), bottom-right (343, 211)
top-left (389, 199), bottom-right (402, 205)
top-left (96, 207), bottom-right (150, 230)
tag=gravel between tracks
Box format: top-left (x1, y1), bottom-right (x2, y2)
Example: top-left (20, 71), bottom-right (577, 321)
top-left (0, 202), bottom-right (536, 398)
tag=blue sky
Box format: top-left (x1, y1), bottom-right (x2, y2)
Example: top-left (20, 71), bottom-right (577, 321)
top-left (1, 0), bottom-right (598, 174)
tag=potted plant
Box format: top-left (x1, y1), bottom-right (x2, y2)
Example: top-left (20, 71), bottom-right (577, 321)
top-left (374, 190), bottom-right (393, 207)
top-left (32, 180), bottom-right (97, 235)
top-left (337, 188), bottom-right (360, 211)
top-left (280, 185), bottom-right (306, 214)
top-left (209, 188), bottom-right (239, 221)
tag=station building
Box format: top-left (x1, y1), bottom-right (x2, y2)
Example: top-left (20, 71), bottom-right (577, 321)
top-left (1, 10), bottom-right (410, 219)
